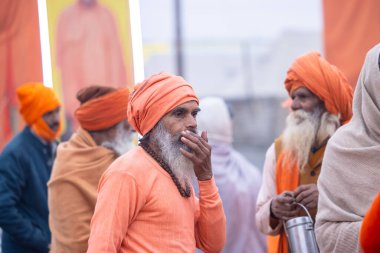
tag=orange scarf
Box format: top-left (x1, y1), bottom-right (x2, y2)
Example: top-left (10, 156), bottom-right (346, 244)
top-left (267, 149), bottom-right (299, 253)
top-left (32, 118), bottom-right (62, 142)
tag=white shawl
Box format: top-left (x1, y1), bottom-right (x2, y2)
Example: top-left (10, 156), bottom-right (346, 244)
top-left (315, 44), bottom-right (380, 253)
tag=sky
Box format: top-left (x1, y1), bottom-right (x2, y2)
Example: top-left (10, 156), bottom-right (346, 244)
top-left (140, 0), bottom-right (323, 98)
top-left (140, 0), bottom-right (322, 41)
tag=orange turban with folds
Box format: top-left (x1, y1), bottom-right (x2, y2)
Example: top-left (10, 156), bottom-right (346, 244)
top-left (16, 83), bottom-right (61, 141)
top-left (285, 52), bottom-right (353, 123)
top-left (75, 87), bottom-right (129, 131)
top-left (128, 72), bottom-right (199, 135)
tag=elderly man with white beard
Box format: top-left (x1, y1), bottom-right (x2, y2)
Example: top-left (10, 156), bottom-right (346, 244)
top-left (86, 72), bottom-right (226, 253)
top-left (256, 52), bottom-right (353, 253)
top-left (48, 86), bottom-right (135, 253)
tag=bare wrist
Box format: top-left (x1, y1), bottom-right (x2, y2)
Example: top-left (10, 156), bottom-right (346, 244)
top-left (270, 200), bottom-right (278, 219)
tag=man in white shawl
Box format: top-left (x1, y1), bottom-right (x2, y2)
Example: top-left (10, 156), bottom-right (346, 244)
top-left (197, 97), bottom-right (267, 253)
top-left (315, 44), bottom-right (380, 252)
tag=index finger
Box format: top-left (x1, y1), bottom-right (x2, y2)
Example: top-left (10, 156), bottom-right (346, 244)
top-left (294, 185), bottom-right (310, 196)
top-left (201, 131), bottom-right (208, 142)
top-left (181, 130), bottom-right (209, 150)
top-left (277, 196), bottom-right (296, 204)
top-left (282, 191), bottom-right (294, 198)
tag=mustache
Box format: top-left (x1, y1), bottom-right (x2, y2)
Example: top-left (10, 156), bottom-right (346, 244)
top-left (176, 128), bottom-right (198, 142)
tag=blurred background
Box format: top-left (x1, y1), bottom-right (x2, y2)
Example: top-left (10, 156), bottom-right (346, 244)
top-left (141, 0), bottom-right (323, 167)
top-left (1, 0), bottom-right (379, 169)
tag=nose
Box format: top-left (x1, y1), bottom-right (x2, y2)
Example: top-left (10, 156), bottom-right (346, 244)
top-left (291, 97), bottom-right (301, 111)
top-left (53, 112), bottom-right (60, 123)
top-left (186, 114), bottom-right (197, 131)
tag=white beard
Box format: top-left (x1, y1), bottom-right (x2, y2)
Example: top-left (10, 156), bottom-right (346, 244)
top-left (282, 107), bottom-right (340, 171)
top-left (101, 123), bottom-right (135, 156)
top-left (150, 121), bottom-right (195, 187)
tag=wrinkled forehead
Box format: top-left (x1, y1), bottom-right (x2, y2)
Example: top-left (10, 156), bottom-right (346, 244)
top-left (290, 86), bottom-right (316, 97)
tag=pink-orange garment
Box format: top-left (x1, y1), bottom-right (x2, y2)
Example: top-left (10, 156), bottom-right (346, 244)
top-left (87, 146), bottom-right (226, 253)
top-left (127, 72), bottom-right (199, 135)
top-left (323, 0), bottom-right (380, 88)
top-left (56, 2), bottom-right (127, 119)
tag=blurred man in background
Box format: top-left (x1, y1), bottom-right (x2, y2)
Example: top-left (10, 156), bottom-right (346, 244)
top-left (197, 96), bottom-right (266, 253)
top-left (256, 52), bottom-right (353, 253)
top-left (48, 86), bottom-right (135, 253)
top-left (0, 83), bottom-right (61, 253)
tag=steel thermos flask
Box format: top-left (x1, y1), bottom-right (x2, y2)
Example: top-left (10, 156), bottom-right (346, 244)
top-left (284, 203), bottom-right (319, 253)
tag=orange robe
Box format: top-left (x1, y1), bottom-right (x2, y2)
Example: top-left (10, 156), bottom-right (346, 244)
top-left (267, 138), bottom-right (325, 253)
top-left (87, 146), bottom-right (226, 253)
top-left (360, 191), bottom-right (380, 253)
top-left (56, 3), bottom-right (127, 118)
top-left (48, 128), bottom-right (117, 253)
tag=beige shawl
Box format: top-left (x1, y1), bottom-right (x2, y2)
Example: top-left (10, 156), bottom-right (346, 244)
top-left (48, 128), bottom-right (117, 253)
top-left (315, 44), bottom-right (380, 253)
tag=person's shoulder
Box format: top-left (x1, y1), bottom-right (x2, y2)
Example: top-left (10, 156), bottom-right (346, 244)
top-left (56, 140), bottom-right (70, 152)
top-left (0, 131), bottom-right (34, 171)
top-left (266, 142), bottom-right (276, 156)
top-left (1, 129), bottom-right (31, 156)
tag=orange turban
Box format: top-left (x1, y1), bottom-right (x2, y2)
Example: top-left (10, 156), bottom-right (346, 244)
top-left (285, 52), bottom-right (353, 123)
top-left (16, 82), bottom-right (61, 141)
top-left (17, 83), bottom-right (60, 125)
top-left (75, 87), bottom-right (129, 131)
top-left (128, 72), bottom-right (199, 135)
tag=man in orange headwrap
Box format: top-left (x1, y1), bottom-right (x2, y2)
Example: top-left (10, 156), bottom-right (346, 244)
top-left (256, 52), bottom-right (353, 253)
top-left (48, 85), bottom-right (135, 253)
top-left (0, 83), bottom-right (61, 253)
top-left (86, 72), bottom-right (226, 253)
